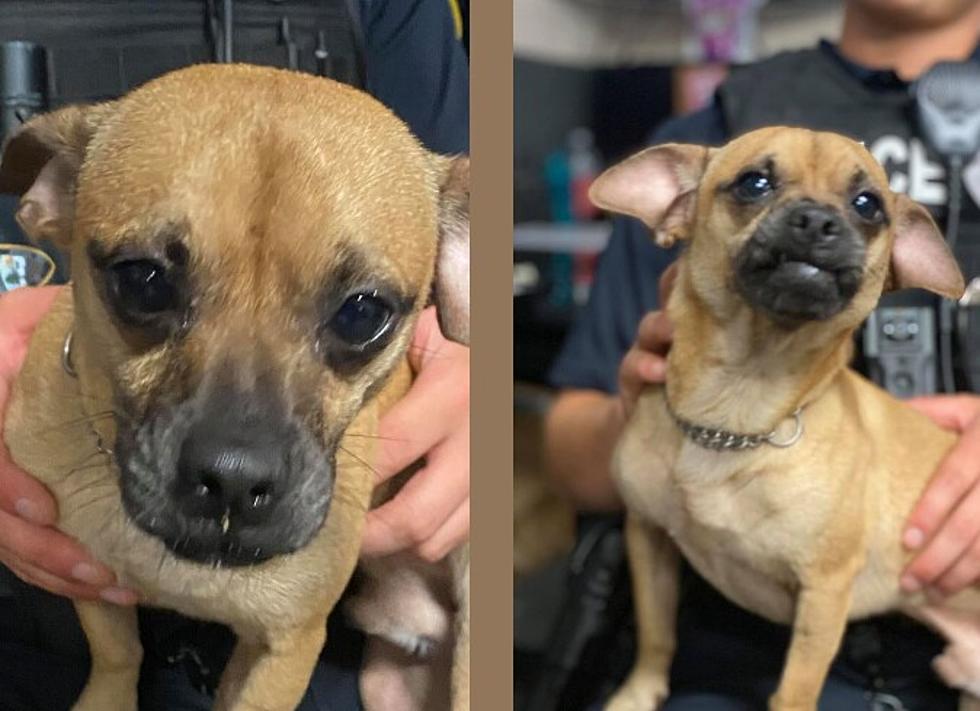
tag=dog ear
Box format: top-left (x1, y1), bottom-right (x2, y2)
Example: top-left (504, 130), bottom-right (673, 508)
top-left (589, 144), bottom-right (711, 248)
top-left (0, 103), bottom-right (113, 247)
top-left (432, 155), bottom-right (469, 346)
top-left (889, 195), bottom-right (964, 300)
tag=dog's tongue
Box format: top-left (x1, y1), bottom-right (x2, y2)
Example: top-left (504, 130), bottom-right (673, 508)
top-left (787, 262), bottom-right (820, 278)
top-left (768, 261), bottom-right (837, 298)
top-left (778, 260), bottom-right (826, 280)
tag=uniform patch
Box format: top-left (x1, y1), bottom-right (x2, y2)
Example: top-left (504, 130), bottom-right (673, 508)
top-left (0, 245), bottom-right (55, 292)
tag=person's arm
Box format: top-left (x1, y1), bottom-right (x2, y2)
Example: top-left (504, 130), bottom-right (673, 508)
top-left (541, 212), bottom-right (675, 511)
top-left (544, 390), bottom-right (626, 511)
top-left (544, 272), bottom-right (675, 511)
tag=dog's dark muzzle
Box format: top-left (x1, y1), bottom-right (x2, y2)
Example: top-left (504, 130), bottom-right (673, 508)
top-left (117, 386), bottom-right (334, 567)
top-left (734, 201), bottom-right (865, 323)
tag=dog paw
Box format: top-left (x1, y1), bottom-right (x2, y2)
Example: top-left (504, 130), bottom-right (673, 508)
top-left (934, 648), bottom-right (980, 698)
top-left (604, 674), bottom-right (667, 711)
top-left (385, 629), bottom-right (440, 658)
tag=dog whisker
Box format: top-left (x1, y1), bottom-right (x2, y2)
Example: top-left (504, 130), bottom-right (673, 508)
top-left (52, 448), bottom-right (105, 472)
top-left (327, 487), bottom-right (370, 514)
top-left (51, 456), bottom-right (114, 485)
top-left (34, 410), bottom-right (118, 437)
top-left (59, 476), bottom-right (116, 502)
top-left (72, 393), bottom-right (134, 417)
top-left (343, 432), bottom-right (405, 442)
top-left (336, 444), bottom-right (381, 479)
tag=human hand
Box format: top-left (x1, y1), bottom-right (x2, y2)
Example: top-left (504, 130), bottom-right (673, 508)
top-left (361, 306), bottom-right (469, 562)
top-left (901, 394), bottom-right (980, 597)
top-left (0, 286), bottom-right (136, 604)
top-left (616, 262), bottom-right (678, 420)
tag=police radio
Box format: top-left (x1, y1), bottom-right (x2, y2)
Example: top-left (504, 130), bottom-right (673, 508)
top-left (865, 60), bottom-right (980, 396)
top-left (917, 60), bottom-right (980, 394)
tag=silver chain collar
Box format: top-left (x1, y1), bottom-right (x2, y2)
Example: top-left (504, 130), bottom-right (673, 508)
top-left (61, 330), bottom-right (114, 457)
top-left (665, 398), bottom-right (804, 451)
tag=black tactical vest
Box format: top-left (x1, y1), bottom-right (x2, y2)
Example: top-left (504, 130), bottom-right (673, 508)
top-left (0, 0), bottom-right (364, 285)
top-left (718, 47), bottom-right (980, 392)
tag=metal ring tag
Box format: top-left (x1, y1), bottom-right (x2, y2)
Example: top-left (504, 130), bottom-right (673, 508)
top-left (766, 409), bottom-right (804, 448)
top-left (62, 331), bottom-right (77, 378)
top-left (0, 244), bottom-right (56, 292)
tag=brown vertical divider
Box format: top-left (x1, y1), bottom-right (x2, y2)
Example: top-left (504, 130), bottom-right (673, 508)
top-left (470, 2), bottom-right (514, 710)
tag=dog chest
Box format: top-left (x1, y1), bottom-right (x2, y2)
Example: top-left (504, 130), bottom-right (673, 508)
top-left (617, 405), bottom-right (854, 624)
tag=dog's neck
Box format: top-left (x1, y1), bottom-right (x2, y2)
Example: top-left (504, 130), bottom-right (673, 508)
top-left (665, 271), bottom-right (855, 436)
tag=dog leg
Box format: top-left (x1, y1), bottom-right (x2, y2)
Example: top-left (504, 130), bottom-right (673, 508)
top-left (214, 619), bottom-right (327, 711)
top-left (349, 550), bottom-right (463, 708)
top-left (605, 515), bottom-right (679, 711)
top-left (360, 636), bottom-right (452, 710)
top-left (769, 582), bottom-right (853, 711)
top-left (71, 600), bottom-right (141, 711)
top-left (908, 603), bottom-right (980, 701)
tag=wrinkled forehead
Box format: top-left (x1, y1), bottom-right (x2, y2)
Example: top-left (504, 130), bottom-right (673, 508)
top-left (75, 75), bottom-right (439, 295)
top-left (704, 128), bottom-right (890, 195)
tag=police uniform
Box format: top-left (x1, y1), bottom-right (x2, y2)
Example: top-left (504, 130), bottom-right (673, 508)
top-left (0, 2), bottom-right (468, 709)
top-left (552, 41), bottom-right (980, 711)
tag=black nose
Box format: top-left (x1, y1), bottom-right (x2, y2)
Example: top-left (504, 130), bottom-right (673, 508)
top-left (786, 204), bottom-right (843, 245)
top-left (175, 435), bottom-right (280, 527)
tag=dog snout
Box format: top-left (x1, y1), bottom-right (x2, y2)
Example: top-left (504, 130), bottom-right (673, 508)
top-left (175, 435), bottom-right (280, 527)
top-left (733, 199), bottom-right (866, 324)
top-left (117, 379), bottom-right (336, 567)
top-left (786, 203), bottom-right (844, 245)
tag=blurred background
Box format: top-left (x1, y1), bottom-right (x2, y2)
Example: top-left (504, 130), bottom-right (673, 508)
top-left (513, 1), bottom-right (845, 707)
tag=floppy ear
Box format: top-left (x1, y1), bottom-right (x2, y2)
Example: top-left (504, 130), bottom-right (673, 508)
top-left (889, 195), bottom-right (964, 300)
top-left (588, 143), bottom-right (711, 248)
top-left (0, 103), bottom-right (112, 247)
top-left (432, 155), bottom-right (469, 346)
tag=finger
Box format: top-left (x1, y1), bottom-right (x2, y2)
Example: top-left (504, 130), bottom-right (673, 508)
top-left (0, 286), bottom-right (62, 339)
top-left (618, 348), bottom-right (666, 398)
top-left (416, 500), bottom-right (469, 563)
top-left (906, 395), bottom-right (980, 433)
top-left (0, 431), bottom-right (58, 527)
top-left (3, 556), bottom-right (137, 605)
top-left (361, 437), bottom-right (468, 557)
top-left (0, 508), bottom-right (116, 588)
top-left (658, 261), bottom-right (680, 308)
top-left (903, 480), bottom-right (980, 591)
top-left (634, 311), bottom-right (674, 355)
top-left (931, 534), bottom-right (980, 596)
top-left (903, 418), bottom-right (980, 549)
top-left (404, 306), bottom-right (442, 373)
top-left (375, 351), bottom-right (468, 482)
top-left (1, 557), bottom-right (105, 601)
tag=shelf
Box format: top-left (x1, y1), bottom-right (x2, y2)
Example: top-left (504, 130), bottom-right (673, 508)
top-left (514, 221), bottom-right (611, 253)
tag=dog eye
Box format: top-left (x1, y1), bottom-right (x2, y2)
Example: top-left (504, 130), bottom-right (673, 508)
top-left (110, 260), bottom-right (178, 315)
top-left (852, 192), bottom-right (883, 222)
top-left (328, 292), bottom-right (393, 347)
top-left (733, 171), bottom-right (774, 202)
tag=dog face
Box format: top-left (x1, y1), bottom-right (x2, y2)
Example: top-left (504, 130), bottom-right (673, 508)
top-left (590, 126), bottom-right (963, 330)
top-left (0, 65), bottom-right (469, 566)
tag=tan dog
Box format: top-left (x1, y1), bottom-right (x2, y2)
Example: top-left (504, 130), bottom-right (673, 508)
top-left (0, 64), bottom-right (469, 711)
top-left (588, 126), bottom-right (980, 711)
